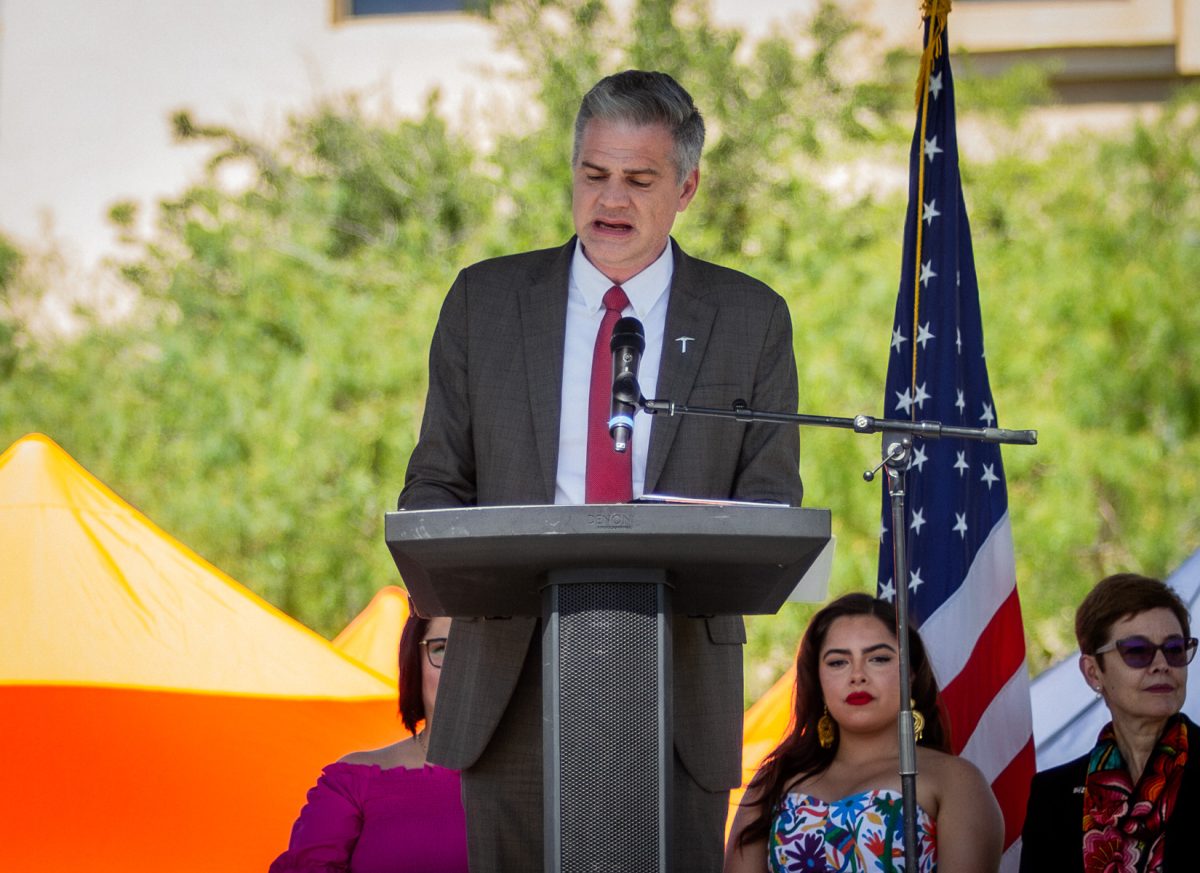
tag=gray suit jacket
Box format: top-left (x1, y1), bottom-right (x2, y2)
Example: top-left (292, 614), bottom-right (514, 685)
top-left (399, 238), bottom-right (802, 791)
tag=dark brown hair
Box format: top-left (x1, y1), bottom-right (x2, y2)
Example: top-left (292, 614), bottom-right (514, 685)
top-left (737, 593), bottom-right (949, 847)
top-left (1075, 573), bottom-right (1191, 659)
top-left (398, 610), bottom-right (433, 734)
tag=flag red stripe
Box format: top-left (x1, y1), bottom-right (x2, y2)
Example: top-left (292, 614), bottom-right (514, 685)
top-left (991, 736), bottom-right (1036, 848)
top-left (939, 588), bottom-right (1027, 752)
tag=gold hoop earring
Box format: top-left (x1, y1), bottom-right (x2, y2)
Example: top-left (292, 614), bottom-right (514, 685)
top-left (910, 698), bottom-right (925, 743)
top-left (817, 705), bottom-right (836, 749)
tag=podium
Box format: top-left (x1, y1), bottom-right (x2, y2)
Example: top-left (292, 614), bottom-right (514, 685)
top-left (385, 502), bottom-right (830, 872)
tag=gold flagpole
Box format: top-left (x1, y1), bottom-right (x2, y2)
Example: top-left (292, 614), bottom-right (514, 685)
top-left (910, 0), bottom-right (952, 393)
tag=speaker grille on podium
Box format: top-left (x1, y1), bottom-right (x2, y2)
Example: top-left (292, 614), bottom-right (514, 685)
top-left (557, 582), bottom-right (668, 872)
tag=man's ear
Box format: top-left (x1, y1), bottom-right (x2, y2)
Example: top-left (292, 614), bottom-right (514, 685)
top-left (677, 168), bottom-right (699, 212)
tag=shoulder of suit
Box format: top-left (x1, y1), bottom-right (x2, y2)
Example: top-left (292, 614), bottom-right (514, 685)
top-left (1031, 751), bottom-right (1090, 794)
top-left (460, 242), bottom-right (570, 280)
top-left (672, 246), bottom-right (783, 305)
top-left (1033, 716), bottom-right (1200, 788)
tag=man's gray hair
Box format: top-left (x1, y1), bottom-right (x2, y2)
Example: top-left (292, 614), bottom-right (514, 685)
top-left (573, 70), bottom-right (705, 184)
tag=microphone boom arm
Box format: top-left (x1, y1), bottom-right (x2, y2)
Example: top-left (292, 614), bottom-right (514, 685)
top-left (639, 397), bottom-right (1037, 445)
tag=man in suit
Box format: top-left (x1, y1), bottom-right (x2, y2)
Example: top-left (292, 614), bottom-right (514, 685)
top-left (399, 69), bottom-right (802, 871)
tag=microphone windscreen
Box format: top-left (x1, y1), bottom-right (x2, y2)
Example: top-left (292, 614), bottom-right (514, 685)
top-left (610, 317), bottom-right (645, 354)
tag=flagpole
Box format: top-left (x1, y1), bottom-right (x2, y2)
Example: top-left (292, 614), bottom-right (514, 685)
top-left (871, 0), bottom-right (1036, 864)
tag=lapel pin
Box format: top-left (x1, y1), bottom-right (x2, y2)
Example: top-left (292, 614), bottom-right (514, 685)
top-left (675, 336), bottom-right (695, 353)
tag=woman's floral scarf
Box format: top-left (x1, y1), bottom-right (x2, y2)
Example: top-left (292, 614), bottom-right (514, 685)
top-left (1082, 714), bottom-right (1188, 873)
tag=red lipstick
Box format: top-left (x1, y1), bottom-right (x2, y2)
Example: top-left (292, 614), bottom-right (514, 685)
top-left (846, 692), bottom-right (873, 706)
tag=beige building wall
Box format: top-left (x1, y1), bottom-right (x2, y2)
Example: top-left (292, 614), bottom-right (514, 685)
top-left (0, 0), bottom-right (521, 269)
top-left (1, 0), bottom-right (1195, 276)
top-left (866, 0), bottom-right (1199, 101)
top-left (1179, 0), bottom-right (1200, 72)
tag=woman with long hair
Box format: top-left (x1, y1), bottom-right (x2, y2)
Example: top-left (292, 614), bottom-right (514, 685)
top-left (725, 593), bottom-right (1002, 872)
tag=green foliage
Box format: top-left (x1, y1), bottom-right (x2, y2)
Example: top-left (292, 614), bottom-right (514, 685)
top-left (954, 56), bottom-right (1056, 127)
top-left (961, 84), bottom-right (1200, 665)
top-left (1, 1), bottom-right (1198, 705)
top-left (0, 96), bottom-right (491, 631)
top-left (0, 232), bottom-right (26, 379)
top-left (0, 233), bottom-right (25, 290)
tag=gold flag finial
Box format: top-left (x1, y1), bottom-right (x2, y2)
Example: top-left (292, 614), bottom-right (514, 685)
top-left (914, 0), bottom-right (952, 109)
top-left (909, 0), bottom-right (952, 389)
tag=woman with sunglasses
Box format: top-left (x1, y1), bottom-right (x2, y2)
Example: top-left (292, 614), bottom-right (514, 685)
top-left (271, 612), bottom-right (467, 872)
top-left (1020, 573), bottom-right (1198, 873)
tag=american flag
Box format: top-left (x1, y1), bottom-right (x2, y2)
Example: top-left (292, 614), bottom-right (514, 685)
top-left (875, 13), bottom-right (1035, 871)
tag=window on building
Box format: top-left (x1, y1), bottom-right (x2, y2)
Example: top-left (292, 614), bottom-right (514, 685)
top-left (337, 0), bottom-right (467, 17)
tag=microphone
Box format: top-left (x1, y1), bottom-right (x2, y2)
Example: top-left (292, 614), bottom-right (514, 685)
top-left (609, 316), bottom-right (645, 453)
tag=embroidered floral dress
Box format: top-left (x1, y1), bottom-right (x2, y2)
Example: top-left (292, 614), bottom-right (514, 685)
top-left (768, 788), bottom-right (937, 873)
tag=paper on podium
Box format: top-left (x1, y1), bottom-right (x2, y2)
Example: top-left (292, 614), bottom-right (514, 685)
top-left (639, 493), bottom-right (829, 603)
top-left (786, 535), bottom-right (834, 602)
top-left (636, 493), bottom-right (791, 508)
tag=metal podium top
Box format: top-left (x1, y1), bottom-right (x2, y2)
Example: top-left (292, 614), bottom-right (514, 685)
top-left (385, 503), bottom-right (831, 618)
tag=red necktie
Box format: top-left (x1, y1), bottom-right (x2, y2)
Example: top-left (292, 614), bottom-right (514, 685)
top-left (585, 285), bottom-right (633, 503)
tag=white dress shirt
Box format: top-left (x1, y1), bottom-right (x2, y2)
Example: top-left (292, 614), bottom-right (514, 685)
top-left (554, 240), bottom-right (672, 505)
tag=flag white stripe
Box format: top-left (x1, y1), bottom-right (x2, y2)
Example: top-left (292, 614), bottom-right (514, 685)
top-left (1000, 839), bottom-right (1022, 873)
top-left (918, 513), bottom-right (1016, 685)
top-left (960, 661), bottom-right (1034, 783)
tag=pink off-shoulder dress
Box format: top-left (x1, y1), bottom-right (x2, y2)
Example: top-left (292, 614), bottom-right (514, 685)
top-left (270, 762), bottom-right (467, 873)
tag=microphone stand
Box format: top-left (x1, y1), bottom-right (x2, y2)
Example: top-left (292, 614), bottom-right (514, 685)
top-left (633, 391), bottom-right (1035, 862)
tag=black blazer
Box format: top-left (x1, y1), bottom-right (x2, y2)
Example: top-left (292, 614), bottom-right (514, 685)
top-left (1019, 714), bottom-right (1200, 872)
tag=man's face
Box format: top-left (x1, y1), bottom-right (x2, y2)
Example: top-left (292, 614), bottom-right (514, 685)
top-left (572, 118), bottom-right (699, 285)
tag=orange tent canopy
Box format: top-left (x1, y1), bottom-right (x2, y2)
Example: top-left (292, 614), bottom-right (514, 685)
top-left (0, 434), bottom-right (402, 872)
top-left (333, 584), bottom-right (410, 682)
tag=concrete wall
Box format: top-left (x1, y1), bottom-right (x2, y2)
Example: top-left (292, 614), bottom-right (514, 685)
top-left (0, 0), bottom-right (518, 267)
top-left (1, 0), bottom-right (1196, 274)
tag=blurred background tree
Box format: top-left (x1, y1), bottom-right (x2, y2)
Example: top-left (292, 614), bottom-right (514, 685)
top-left (1, 0), bottom-right (1197, 702)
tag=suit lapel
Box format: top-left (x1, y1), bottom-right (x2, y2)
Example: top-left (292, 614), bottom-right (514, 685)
top-left (518, 241), bottom-right (574, 502)
top-left (645, 242), bottom-right (717, 493)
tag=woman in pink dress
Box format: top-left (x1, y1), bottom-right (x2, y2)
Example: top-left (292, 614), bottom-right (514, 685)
top-left (724, 593), bottom-right (1003, 873)
top-left (271, 612), bottom-right (467, 873)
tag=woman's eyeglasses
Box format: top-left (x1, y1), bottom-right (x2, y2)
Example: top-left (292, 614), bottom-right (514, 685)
top-left (1094, 635), bottom-right (1198, 669)
top-left (419, 637), bottom-right (447, 668)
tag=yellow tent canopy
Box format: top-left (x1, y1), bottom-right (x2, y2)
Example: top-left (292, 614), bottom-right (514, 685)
top-left (728, 665), bottom-right (796, 835)
top-left (0, 434), bottom-right (401, 872)
top-left (333, 584), bottom-right (410, 682)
